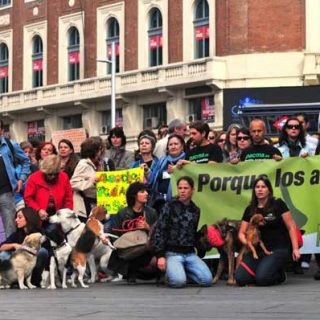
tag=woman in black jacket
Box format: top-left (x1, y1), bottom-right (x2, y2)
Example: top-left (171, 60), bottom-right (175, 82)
top-left (153, 176), bottom-right (212, 288)
top-left (109, 182), bottom-right (158, 284)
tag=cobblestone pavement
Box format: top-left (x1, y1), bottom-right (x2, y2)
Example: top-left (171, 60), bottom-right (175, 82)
top-left (0, 264), bottom-right (319, 320)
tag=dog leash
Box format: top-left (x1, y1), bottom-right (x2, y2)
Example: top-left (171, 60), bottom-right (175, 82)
top-left (239, 261), bottom-right (256, 277)
top-left (64, 223), bottom-right (82, 237)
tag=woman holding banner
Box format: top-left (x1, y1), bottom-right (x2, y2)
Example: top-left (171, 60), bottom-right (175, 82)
top-left (235, 175), bottom-right (300, 286)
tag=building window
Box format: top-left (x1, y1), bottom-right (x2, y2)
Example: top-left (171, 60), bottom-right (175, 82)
top-left (68, 27), bottom-right (80, 81)
top-left (63, 114), bottom-right (82, 130)
top-left (143, 103), bottom-right (166, 129)
top-left (188, 96), bottom-right (214, 123)
top-left (0, 43), bottom-right (9, 94)
top-left (106, 18), bottom-right (120, 74)
top-left (0, 0), bottom-right (10, 7)
top-left (32, 35), bottom-right (43, 88)
top-left (194, 0), bottom-right (209, 58)
top-left (148, 8), bottom-right (162, 67)
top-left (27, 120), bottom-right (45, 142)
top-left (101, 109), bottom-right (123, 133)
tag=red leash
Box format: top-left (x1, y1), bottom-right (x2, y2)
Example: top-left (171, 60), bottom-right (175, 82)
top-left (239, 261), bottom-right (256, 277)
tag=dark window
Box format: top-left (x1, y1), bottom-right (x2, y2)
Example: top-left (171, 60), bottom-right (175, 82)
top-left (188, 96), bottom-right (215, 122)
top-left (143, 103), bottom-right (166, 128)
top-left (63, 114), bottom-right (82, 130)
top-left (27, 120), bottom-right (45, 142)
top-left (106, 18), bottom-right (120, 74)
top-left (194, 0), bottom-right (209, 58)
top-left (0, 43), bottom-right (9, 93)
top-left (148, 8), bottom-right (162, 67)
top-left (101, 109), bottom-right (123, 133)
top-left (0, 0), bottom-right (10, 7)
top-left (68, 27), bottom-right (80, 81)
top-left (32, 35), bottom-right (43, 88)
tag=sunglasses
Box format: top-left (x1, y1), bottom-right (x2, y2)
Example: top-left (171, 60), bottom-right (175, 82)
top-left (208, 136), bottom-right (215, 140)
top-left (216, 139), bottom-right (225, 143)
top-left (286, 124), bottom-right (300, 130)
top-left (237, 136), bottom-right (250, 141)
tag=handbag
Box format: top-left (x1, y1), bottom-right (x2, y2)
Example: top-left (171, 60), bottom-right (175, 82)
top-left (114, 230), bottom-right (149, 261)
top-left (113, 212), bottom-right (149, 261)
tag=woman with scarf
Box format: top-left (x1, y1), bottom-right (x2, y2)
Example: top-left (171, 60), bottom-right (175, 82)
top-left (149, 134), bottom-right (186, 212)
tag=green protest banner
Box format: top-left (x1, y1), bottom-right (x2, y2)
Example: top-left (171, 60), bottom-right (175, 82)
top-left (171, 156), bottom-right (320, 253)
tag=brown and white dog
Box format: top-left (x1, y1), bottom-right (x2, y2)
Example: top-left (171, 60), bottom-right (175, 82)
top-left (49, 206), bottom-right (116, 288)
top-left (196, 219), bottom-right (241, 285)
top-left (236, 213), bottom-right (273, 268)
top-left (0, 233), bottom-right (45, 289)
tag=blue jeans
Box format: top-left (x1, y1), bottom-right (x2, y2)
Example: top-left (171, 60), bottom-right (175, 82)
top-left (165, 251), bottom-right (212, 288)
top-left (235, 247), bottom-right (290, 286)
top-left (0, 192), bottom-right (16, 238)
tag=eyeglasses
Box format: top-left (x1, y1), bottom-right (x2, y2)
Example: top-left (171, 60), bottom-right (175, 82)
top-left (286, 124), bottom-right (300, 130)
top-left (237, 136), bottom-right (251, 141)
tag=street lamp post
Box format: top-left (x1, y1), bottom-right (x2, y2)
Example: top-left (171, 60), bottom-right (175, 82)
top-left (97, 41), bottom-right (116, 128)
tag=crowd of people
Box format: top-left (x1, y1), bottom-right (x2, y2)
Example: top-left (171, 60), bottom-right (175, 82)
top-left (0, 112), bottom-right (319, 288)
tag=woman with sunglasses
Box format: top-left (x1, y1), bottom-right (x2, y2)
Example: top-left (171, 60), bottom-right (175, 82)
top-left (230, 127), bottom-right (252, 164)
top-left (24, 154), bottom-right (73, 225)
top-left (276, 117), bottom-right (313, 158)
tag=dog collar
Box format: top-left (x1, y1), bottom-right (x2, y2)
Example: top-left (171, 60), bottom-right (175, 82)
top-left (53, 240), bottom-right (68, 250)
top-left (65, 223), bottom-right (82, 237)
top-left (20, 245), bottom-right (38, 256)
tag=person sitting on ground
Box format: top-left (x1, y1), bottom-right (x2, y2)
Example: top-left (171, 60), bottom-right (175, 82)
top-left (0, 207), bottom-right (48, 287)
top-left (153, 176), bottom-right (213, 288)
top-left (235, 175), bottom-right (300, 286)
top-left (108, 182), bottom-right (158, 284)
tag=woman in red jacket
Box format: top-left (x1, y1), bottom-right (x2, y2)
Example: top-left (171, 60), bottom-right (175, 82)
top-left (24, 154), bottom-right (73, 225)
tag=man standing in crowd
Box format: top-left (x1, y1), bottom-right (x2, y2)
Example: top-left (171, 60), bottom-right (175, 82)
top-left (177, 121), bottom-right (223, 167)
top-left (0, 119), bottom-right (30, 237)
top-left (154, 119), bottom-right (187, 158)
top-left (295, 112), bottom-right (318, 155)
top-left (240, 118), bottom-right (282, 161)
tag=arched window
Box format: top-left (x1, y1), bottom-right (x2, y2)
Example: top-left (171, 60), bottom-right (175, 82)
top-left (32, 35), bottom-right (43, 88)
top-left (106, 18), bottom-right (120, 74)
top-left (194, 0), bottom-right (209, 58)
top-left (68, 27), bottom-right (80, 81)
top-left (0, 43), bottom-right (9, 93)
top-left (148, 8), bottom-right (162, 67)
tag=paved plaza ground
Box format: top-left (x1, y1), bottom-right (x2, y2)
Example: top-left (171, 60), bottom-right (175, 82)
top-left (0, 262), bottom-right (319, 320)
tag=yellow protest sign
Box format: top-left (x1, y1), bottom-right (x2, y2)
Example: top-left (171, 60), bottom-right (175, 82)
top-left (96, 167), bottom-right (144, 214)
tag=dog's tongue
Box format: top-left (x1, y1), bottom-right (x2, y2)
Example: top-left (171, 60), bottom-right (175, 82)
top-left (207, 226), bottom-right (225, 247)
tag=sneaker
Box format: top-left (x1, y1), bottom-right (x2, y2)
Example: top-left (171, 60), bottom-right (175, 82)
top-left (301, 262), bottom-right (310, 269)
top-left (314, 270), bottom-right (320, 280)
